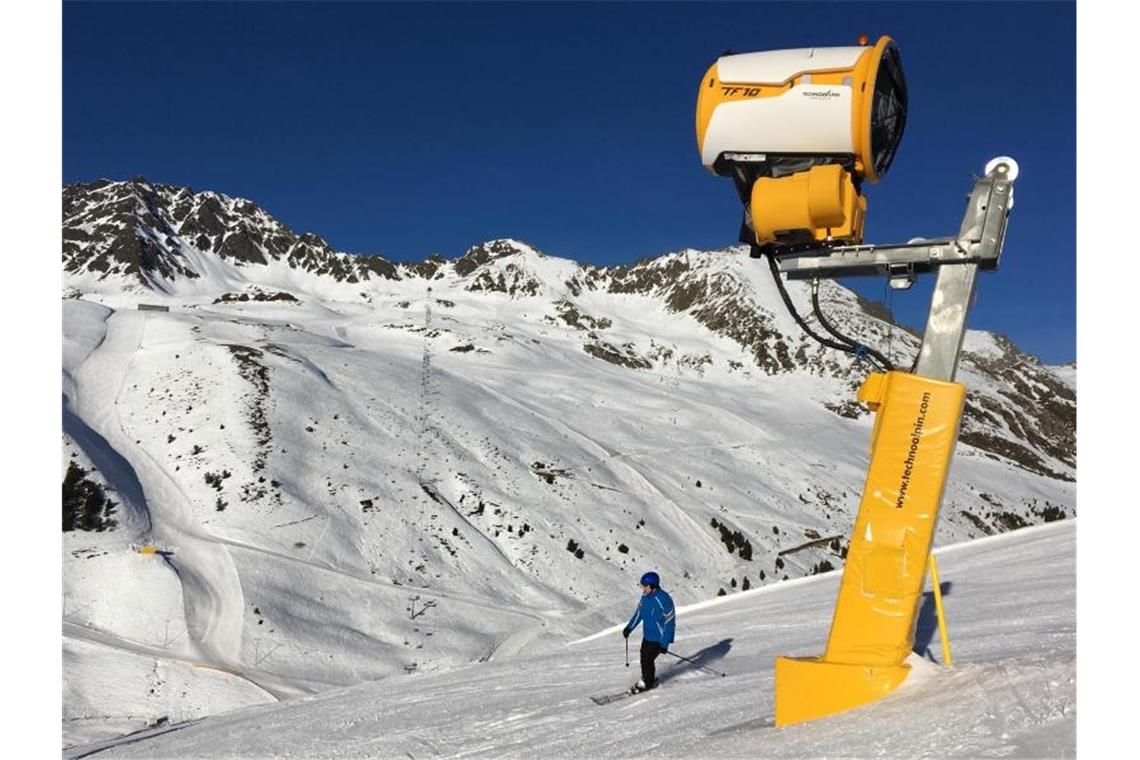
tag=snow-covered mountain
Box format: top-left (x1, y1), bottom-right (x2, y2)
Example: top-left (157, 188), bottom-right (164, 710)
top-left (61, 179), bottom-right (1075, 750)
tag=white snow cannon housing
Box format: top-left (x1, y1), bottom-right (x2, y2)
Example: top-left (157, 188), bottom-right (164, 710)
top-left (696, 36), bottom-right (907, 251)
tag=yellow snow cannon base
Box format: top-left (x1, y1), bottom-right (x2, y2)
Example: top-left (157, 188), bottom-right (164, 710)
top-left (774, 656), bottom-right (910, 728)
top-left (774, 371), bottom-right (966, 727)
top-left (750, 164), bottom-right (866, 247)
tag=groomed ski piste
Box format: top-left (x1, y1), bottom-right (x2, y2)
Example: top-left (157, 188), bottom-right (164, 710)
top-left (67, 519), bottom-right (1075, 759)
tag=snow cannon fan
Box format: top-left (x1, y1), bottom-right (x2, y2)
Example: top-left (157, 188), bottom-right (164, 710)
top-left (697, 36), bottom-right (1019, 730)
top-left (696, 35), bottom-right (907, 252)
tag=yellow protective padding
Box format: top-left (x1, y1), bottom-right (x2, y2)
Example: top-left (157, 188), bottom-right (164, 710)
top-left (774, 371), bottom-right (966, 727)
top-left (824, 371), bottom-right (965, 665)
top-left (750, 165), bottom-right (866, 246)
top-left (775, 656), bottom-right (910, 728)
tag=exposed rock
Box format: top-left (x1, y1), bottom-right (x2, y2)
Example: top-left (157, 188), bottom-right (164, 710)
top-left (583, 340), bottom-right (653, 370)
top-left (213, 288), bottom-right (300, 304)
top-left (63, 179), bottom-right (400, 285)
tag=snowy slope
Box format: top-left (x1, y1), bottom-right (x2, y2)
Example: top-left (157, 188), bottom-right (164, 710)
top-left (66, 520), bottom-right (1076, 759)
top-left (61, 179), bottom-right (1076, 749)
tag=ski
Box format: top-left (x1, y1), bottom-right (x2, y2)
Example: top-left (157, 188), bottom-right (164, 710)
top-left (591, 685), bottom-right (658, 705)
top-left (590, 691), bottom-right (636, 706)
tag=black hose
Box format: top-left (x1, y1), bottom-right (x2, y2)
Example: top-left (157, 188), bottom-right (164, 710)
top-left (763, 252), bottom-right (892, 371)
top-left (810, 281), bottom-right (895, 371)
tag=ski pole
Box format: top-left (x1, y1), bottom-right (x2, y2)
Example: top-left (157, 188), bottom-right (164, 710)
top-left (665, 650), bottom-right (727, 678)
top-left (625, 637), bottom-right (630, 667)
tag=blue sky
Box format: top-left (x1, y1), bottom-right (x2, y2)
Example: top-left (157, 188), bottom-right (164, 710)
top-left (63, 1), bottom-right (1075, 363)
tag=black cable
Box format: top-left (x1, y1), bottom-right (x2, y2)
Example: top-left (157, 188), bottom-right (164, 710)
top-left (763, 251), bottom-right (892, 372)
top-left (810, 281), bottom-right (895, 371)
top-left (764, 252), bottom-right (879, 366)
top-left (809, 280), bottom-right (860, 352)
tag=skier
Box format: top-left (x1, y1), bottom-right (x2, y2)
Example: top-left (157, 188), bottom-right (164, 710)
top-left (622, 571), bottom-right (675, 693)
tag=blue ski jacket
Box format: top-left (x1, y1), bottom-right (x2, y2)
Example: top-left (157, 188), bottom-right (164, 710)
top-left (626, 588), bottom-right (675, 647)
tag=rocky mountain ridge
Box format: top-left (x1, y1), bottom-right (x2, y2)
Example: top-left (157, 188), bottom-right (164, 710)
top-left (62, 178), bottom-right (1075, 483)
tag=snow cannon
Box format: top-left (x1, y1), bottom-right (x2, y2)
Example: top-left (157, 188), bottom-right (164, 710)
top-left (696, 39), bottom-right (1020, 728)
top-left (695, 35), bottom-right (907, 251)
top-left (135, 543), bottom-right (174, 559)
top-left (761, 157), bottom-right (1017, 728)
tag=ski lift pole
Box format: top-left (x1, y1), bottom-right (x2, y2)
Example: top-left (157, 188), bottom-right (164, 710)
top-left (665, 649), bottom-right (728, 678)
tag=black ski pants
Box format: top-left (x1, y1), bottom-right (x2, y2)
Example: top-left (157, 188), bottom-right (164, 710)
top-left (640, 640), bottom-right (664, 687)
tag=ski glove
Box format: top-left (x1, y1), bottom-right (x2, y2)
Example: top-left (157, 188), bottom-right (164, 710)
top-left (622, 626), bottom-right (631, 638)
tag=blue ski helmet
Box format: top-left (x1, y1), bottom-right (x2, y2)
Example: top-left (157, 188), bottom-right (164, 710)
top-left (639, 571), bottom-right (660, 588)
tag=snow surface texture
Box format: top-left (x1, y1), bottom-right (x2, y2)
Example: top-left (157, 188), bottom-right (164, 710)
top-left (66, 521), bottom-right (1075, 758)
top-left (61, 180), bottom-right (1076, 750)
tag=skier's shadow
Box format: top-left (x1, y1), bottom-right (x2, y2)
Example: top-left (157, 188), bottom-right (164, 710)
top-left (660, 638), bottom-right (733, 684)
top-left (912, 581), bottom-right (953, 663)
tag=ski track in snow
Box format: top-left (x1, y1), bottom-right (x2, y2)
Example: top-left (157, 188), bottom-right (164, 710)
top-left (67, 310), bottom-right (260, 692)
top-left (211, 529), bottom-right (551, 636)
top-left (465, 373), bottom-right (618, 461)
top-left (69, 521), bottom-right (1076, 759)
top-left (415, 480), bottom-right (552, 613)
